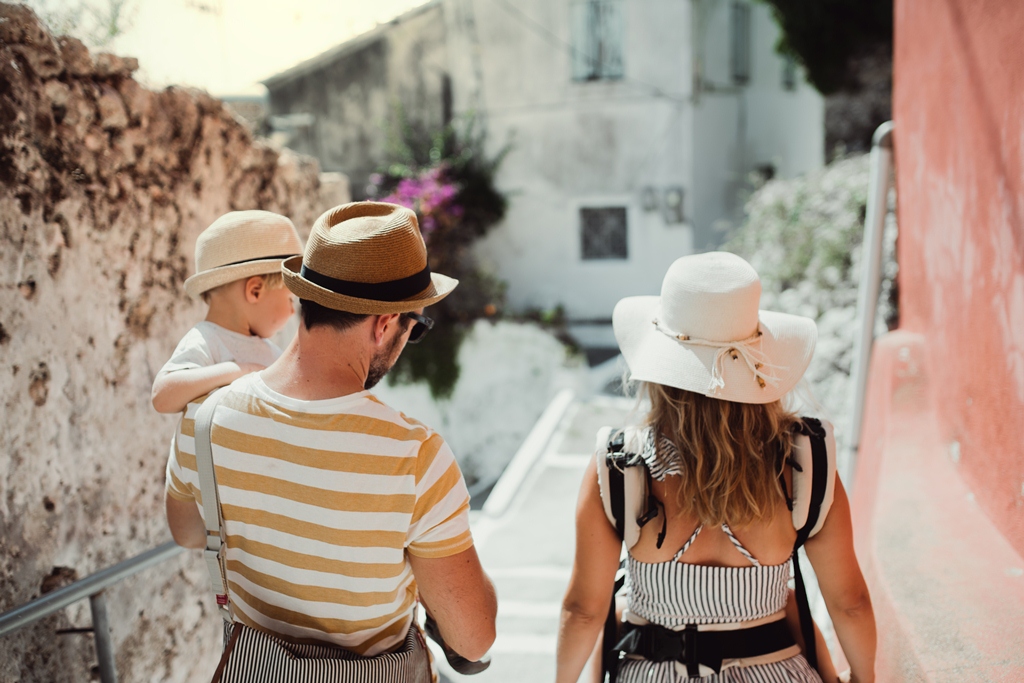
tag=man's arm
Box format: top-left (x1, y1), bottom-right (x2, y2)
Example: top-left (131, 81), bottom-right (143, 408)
top-left (165, 490), bottom-right (206, 549)
top-left (408, 546), bottom-right (497, 662)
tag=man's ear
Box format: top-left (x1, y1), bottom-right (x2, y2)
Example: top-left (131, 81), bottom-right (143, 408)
top-left (244, 276), bottom-right (264, 303)
top-left (371, 313), bottom-right (401, 345)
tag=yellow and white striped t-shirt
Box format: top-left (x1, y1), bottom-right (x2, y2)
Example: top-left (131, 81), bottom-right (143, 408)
top-left (165, 373), bottom-right (473, 656)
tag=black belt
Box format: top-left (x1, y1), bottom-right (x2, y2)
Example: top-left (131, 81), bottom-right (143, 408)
top-left (612, 619), bottom-right (796, 677)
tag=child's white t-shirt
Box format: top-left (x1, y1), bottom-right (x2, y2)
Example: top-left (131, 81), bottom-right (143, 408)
top-left (159, 321), bottom-right (282, 374)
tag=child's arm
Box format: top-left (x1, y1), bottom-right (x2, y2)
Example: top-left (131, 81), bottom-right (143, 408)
top-left (785, 587), bottom-right (838, 682)
top-left (151, 362), bottom-right (264, 413)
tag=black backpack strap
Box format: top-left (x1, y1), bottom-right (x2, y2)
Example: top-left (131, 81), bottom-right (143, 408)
top-left (790, 417), bottom-right (830, 670)
top-left (601, 428), bottom-right (669, 681)
top-left (606, 430), bottom-right (627, 541)
top-left (601, 566), bottom-right (626, 682)
top-left (793, 417), bottom-right (830, 548)
top-left (602, 430), bottom-right (627, 682)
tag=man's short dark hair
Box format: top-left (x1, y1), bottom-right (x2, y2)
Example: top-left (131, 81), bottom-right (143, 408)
top-left (300, 299), bottom-right (370, 332)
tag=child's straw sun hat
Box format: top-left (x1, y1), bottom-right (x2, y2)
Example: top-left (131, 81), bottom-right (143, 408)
top-left (184, 211), bottom-right (303, 297)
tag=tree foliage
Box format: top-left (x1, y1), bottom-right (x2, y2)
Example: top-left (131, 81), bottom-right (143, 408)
top-left (726, 154), bottom-right (897, 445)
top-left (758, 0), bottom-right (892, 94)
top-left (367, 111), bottom-right (510, 399)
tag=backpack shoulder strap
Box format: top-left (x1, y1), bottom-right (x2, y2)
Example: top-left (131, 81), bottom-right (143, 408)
top-left (595, 426), bottom-right (648, 548)
top-left (194, 386), bottom-right (233, 622)
top-left (788, 416), bottom-right (836, 671)
top-left (790, 417), bottom-right (837, 545)
top-left (595, 426), bottom-right (621, 537)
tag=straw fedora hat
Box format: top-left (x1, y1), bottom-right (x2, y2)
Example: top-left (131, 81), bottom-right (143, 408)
top-left (283, 202), bottom-right (458, 315)
top-left (184, 211), bottom-right (303, 297)
top-left (613, 252), bottom-right (817, 404)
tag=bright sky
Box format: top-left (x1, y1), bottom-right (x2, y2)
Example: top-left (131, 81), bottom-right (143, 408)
top-left (109, 0), bottom-right (430, 96)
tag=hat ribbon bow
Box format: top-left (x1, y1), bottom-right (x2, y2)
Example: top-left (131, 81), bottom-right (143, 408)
top-left (653, 319), bottom-right (783, 394)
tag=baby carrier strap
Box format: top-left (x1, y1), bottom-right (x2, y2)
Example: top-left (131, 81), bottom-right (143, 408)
top-left (194, 386), bottom-right (234, 623)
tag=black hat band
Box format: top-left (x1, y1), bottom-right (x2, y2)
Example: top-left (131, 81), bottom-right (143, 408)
top-left (300, 263), bottom-right (433, 302)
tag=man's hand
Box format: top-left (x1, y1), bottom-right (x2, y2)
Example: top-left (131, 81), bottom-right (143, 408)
top-left (408, 547), bottom-right (497, 663)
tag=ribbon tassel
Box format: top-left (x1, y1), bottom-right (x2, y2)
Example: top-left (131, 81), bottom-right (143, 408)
top-left (653, 319), bottom-right (784, 393)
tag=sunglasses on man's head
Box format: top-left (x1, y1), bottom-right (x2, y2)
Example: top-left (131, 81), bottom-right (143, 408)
top-left (402, 312), bottom-right (434, 344)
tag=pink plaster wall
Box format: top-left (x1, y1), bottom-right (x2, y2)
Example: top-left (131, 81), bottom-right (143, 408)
top-left (894, 0), bottom-right (1024, 556)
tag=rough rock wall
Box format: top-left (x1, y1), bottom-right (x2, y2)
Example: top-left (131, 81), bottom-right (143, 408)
top-left (0, 5), bottom-right (325, 680)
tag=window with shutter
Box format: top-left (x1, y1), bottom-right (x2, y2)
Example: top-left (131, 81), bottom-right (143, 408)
top-left (571, 0), bottom-right (624, 82)
top-left (731, 2), bottom-right (751, 85)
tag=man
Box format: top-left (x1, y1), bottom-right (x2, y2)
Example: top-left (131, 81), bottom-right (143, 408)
top-left (164, 202), bottom-right (497, 670)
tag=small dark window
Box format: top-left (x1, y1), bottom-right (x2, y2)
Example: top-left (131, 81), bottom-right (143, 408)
top-left (581, 207), bottom-right (628, 259)
top-left (571, 0), bottom-right (624, 82)
top-left (730, 2), bottom-right (751, 85)
top-left (782, 54), bottom-right (797, 91)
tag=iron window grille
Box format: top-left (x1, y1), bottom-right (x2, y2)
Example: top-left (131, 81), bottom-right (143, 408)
top-left (581, 207), bottom-right (628, 259)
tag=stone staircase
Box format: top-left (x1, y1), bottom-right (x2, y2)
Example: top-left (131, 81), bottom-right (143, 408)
top-left (433, 395), bottom-right (634, 682)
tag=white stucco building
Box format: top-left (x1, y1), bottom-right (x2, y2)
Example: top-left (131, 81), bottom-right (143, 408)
top-left (265, 0), bottom-right (824, 338)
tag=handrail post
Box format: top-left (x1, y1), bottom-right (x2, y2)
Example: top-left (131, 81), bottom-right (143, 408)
top-left (845, 120), bottom-right (895, 485)
top-left (90, 591), bottom-right (118, 683)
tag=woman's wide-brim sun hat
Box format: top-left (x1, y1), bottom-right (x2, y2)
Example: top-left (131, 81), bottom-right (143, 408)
top-left (184, 211), bottom-right (303, 297)
top-left (613, 252), bottom-right (817, 404)
top-left (283, 201), bottom-right (458, 315)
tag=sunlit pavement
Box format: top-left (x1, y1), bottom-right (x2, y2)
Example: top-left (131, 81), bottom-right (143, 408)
top-left (432, 395), bottom-right (634, 683)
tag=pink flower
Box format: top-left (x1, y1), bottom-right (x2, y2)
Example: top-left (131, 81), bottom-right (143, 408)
top-left (381, 164), bottom-right (463, 239)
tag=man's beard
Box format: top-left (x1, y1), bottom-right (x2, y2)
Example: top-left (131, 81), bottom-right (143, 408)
top-left (364, 332), bottom-right (404, 390)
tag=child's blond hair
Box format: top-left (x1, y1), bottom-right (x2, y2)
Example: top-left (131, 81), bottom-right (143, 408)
top-left (200, 272), bottom-right (286, 304)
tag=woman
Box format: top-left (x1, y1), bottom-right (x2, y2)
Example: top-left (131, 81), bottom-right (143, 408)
top-left (556, 253), bottom-right (876, 683)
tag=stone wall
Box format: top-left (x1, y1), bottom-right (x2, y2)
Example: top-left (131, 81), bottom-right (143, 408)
top-left (0, 5), bottom-right (325, 680)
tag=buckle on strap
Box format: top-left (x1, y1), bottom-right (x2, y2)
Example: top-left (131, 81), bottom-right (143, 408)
top-left (204, 548), bottom-right (226, 588)
top-left (614, 623), bottom-right (726, 676)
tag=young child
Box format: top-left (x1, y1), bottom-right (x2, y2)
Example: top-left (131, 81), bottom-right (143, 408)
top-left (151, 210), bottom-right (303, 414)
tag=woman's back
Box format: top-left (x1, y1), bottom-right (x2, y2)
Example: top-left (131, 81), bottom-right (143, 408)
top-left (629, 472), bottom-right (797, 568)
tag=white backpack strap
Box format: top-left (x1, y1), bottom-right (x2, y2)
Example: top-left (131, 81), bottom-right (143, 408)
top-left (790, 418), bottom-right (837, 538)
top-left (194, 386), bottom-right (233, 622)
top-left (595, 426), bottom-right (617, 529)
top-left (594, 426), bottom-right (648, 550)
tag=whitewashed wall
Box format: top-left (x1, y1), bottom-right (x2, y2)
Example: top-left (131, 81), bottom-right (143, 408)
top-left (450, 0), bottom-right (695, 318)
top-left (445, 0), bottom-right (823, 319)
top-left (691, 0), bottom-right (824, 247)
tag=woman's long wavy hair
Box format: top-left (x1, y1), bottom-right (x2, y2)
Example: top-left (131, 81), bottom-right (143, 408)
top-left (643, 382), bottom-right (800, 527)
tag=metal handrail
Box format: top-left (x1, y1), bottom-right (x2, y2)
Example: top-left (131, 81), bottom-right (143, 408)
top-left (0, 540), bottom-right (186, 683)
top-left (845, 120), bottom-right (895, 485)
